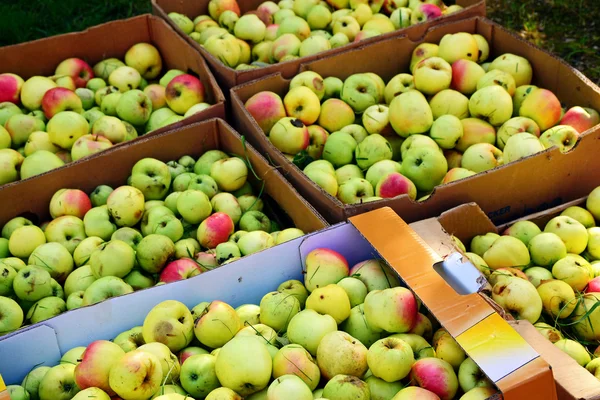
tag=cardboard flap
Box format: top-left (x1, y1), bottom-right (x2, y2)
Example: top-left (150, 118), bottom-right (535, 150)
top-left (0, 325), bottom-right (60, 384)
top-left (349, 207), bottom-right (556, 399)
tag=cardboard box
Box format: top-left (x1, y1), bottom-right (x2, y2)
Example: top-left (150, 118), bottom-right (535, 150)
top-left (0, 207), bottom-right (556, 400)
top-left (0, 14), bottom-right (226, 152)
top-left (411, 199), bottom-right (600, 400)
top-left (0, 118), bottom-right (327, 233)
top-left (230, 16), bottom-right (600, 225)
top-left (151, 0), bottom-right (486, 90)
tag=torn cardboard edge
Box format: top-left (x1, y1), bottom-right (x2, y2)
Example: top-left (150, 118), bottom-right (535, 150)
top-left (425, 200), bottom-right (600, 400)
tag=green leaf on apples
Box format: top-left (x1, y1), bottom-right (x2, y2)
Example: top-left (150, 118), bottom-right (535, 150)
top-left (292, 150), bottom-right (314, 170)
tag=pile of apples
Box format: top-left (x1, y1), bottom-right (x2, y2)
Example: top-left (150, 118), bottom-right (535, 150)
top-left (0, 43), bottom-right (211, 185)
top-left (167, 0), bottom-right (460, 70)
top-left (452, 185), bottom-right (600, 379)
top-left (0, 150), bottom-right (305, 336)
top-left (6, 249), bottom-right (499, 400)
top-left (244, 32), bottom-right (600, 204)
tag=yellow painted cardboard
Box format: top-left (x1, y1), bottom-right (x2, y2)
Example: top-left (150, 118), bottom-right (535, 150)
top-left (350, 207), bottom-right (557, 400)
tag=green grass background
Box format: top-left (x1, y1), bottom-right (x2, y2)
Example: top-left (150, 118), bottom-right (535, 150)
top-left (0, 0), bottom-right (598, 83)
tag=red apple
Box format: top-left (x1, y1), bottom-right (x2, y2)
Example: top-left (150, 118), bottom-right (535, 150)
top-left (376, 172), bottom-right (417, 200)
top-left (245, 91), bottom-right (287, 134)
top-left (165, 74), bottom-right (206, 115)
top-left (0, 73), bottom-right (24, 104)
top-left (55, 58), bottom-right (94, 88)
top-left (49, 188), bottom-right (92, 219)
top-left (197, 212), bottom-right (235, 249)
top-left (587, 276), bottom-right (600, 293)
top-left (560, 106), bottom-right (600, 133)
top-left (42, 87), bottom-right (83, 118)
top-left (159, 258), bottom-right (203, 283)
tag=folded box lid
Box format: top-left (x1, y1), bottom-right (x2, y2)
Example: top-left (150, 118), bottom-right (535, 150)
top-left (349, 207), bottom-right (556, 400)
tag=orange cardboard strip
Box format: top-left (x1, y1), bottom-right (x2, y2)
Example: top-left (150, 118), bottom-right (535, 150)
top-left (350, 207), bottom-right (556, 399)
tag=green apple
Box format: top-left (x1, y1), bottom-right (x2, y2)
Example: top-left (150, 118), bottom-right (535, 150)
top-left (215, 336), bottom-right (272, 396)
top-left (340, 304), bottom-right (382, 348)
top-left (82, 276), bottom-right (133, 306)
top-left (210, 157), bottom-right (248, 192)
top-left (0, 296), bottom-right (23, 333)
top-left (355, 134), bottom-right (393, 170)
top-left (430, 115), bottom-right (463, 149)
top-left (136, 234), bottom-right (175, 273)
top-left (483, 235), bottom-right (530, 269)
top-left (142, 300), bottom-right (194, 352)
top-left (38, 364), bottom-right (80, 400)
top-left (73, 237), bottom-right (104, 267)
top-left (114, 326), bottom-right (145, 352)
top-left (177, 189), bottom-right (212, 224)
top-left (44, 215), bottom-right (87, 254)
top-left (389, 90), bottom-right (433, 137)
top-left (268, 374), bottom-right (313, 399)
top-left (458, 357), bottom-right (493, 393)
top-left (237, 194), bottom-right (264, 213)
top-left (9, 225), bottom-right (45, 259)
top-left (524, 266), bottom-right (553, 287)
top-left (180, 354), bottom-right (220, 398)
top-left (470, 233), bottom-right (499, 257)
top-left (194, 300), bottom-right (242, 348)
top-left (237, 230), bottom-right (275, 255)
top-left (107, 185), bottom-right (145, 227)
top-left (555, 339), bottom-right (591, 366)
top-left (260, 291), bottom-right (301, 332)
top-left (111, 227), bottom-right (143, 250)
top-left (90, 185), bottom-right (113, 207)
top-left (492, 276), bottom-right (542, 323)
top-left (47, 111), bottom-right (89, 149)
top-left (545, 216), bottom-right (589, 254)
top-left (21, 366), bottom-right (52, 400)
top-left (306, 284), bottom-right (351, 324)
top-left (562, 206), bottom-right (595, 229)
top-left (7, 385), bottom-right (31, 400)
top-left (66, 291), bottom-right (85, 310)
top-left (188, 174), bottom-right (219, 199)
top-left (82, 206), bottom-right (116, 240)
top-left (0, 263), bottom-right (16, 296)
top-left (287, 309), bottom-right (337, 356)
top-left (137, 342), bottom-right (181, 384)
top-left (317, 330), bottom-right (368, 380)
top-left (401, 146), bottom-right (447, 192)
top-left (337, 277), bottom-right (368, 307)
top-left (235, 304), bottom-right (261, 326)
top-left (13, 266), bottom-right (53, 301)
top-left (367, 337), bottom-right (414, 382)
top-left (504, 220), bottom-right (541, 246)
top-left (552, 254), bottom-right (593, 292)
top-left (90, 239), bottom-right (135, 278)
top-left (28, 242), bottom-right (74, 282)
top-left (277, 279), bottom-right (309, 307)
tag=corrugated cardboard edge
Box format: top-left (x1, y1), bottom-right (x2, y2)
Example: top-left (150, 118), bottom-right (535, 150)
top-left (229, 16), bottom-right (600, 225)
top-left (435, 202), bottom-right (600, 400)
top-left (349, 207), bottom-right (556, 400)
top-left (151, 0), bottom-right (486, 90)
top-left (0, 14), bottom-right (226, 174)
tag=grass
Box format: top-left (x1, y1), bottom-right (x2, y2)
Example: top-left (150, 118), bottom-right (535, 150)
top-left (0, 0), bottom-right (151, 47)
top-left (487, 0), bottom-right (600, 84)
top-left (0, 0), bottom-right (598, 84)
